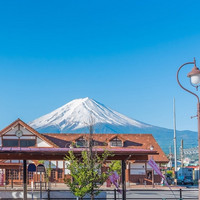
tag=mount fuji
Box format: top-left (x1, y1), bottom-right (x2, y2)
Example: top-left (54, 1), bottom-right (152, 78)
top-left (29, 97), bottom-right (197, 153)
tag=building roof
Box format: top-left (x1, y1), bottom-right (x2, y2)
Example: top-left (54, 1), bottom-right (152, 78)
top-left (0, 147), bottom-right (158, 160)
top-left (0, 119), bottom-right (168, 163)
top-left (0, 118), bottom-right (58, 148)
top-left (43, 133), bottom-right (169, 163)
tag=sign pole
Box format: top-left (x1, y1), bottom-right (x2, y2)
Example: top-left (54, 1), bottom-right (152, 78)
top-left (40, 172), bottom-right (42, 200)
top-left (31, 181), bottom-right (34, 200)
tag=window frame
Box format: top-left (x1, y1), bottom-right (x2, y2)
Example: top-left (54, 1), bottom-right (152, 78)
top-left (2, 139), bottom-right (36, 147)
top-left (76, 137), bottom-right (87, 147)
top-left (110, 137), bottom-right (123, 147)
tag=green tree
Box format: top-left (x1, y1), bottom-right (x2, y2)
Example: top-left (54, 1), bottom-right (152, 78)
top-left (65, 122), bottom-right (114, 200)
top-left (108, 160), bottom-right (121, 176)
top-left (65, 150), bottom-right (112, 200)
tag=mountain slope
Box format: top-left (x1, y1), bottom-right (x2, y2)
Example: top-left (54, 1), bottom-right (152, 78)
top-left (29, 97), bottom-right (152, 133)
top-left (29, 97), bottom-right (198, 153)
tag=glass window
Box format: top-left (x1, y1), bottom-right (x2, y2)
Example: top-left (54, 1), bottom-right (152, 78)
top-left (20, 140), bottom-right (36, 147)
top-left (76, 137), bottom-right (87, 147)
top-left (51, 169), bottom-right (56, 179)
top-left (28, 172), bottom-right (34, 180)
top-left (6, 169), bottom-right (19, 180)
top-left (58, 169), bottom-right (63, 179)
top-left (3, 139), bottom-right (36, 147)
top-left (3, 140), bottom-right (18, 147)
top-left (110, 137), bottom-right (122, 147)
top-left (92, 140), bottom-right (98, 146)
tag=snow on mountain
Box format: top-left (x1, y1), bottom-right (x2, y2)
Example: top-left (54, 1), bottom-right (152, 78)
top-left (29, 97), bottom-right (151, 133)
top-left (29, 97), bottom-right (198, 154)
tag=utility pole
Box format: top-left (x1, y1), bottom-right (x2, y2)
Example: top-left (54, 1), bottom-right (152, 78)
top-left (180, 140), bottom-right (184, 168)
top-left (169, 145), bottom-right (172, 169)
top-left (173, 98), bottom-right (177, 184)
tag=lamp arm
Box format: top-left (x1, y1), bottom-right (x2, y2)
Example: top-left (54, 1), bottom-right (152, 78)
top-left (177, 61), bottom-right (200, 104)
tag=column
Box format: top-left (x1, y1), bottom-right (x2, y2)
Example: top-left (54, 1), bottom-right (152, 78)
top-left (23, 160), bottom-right (27, 200)
top-left (121, 160), bottom-right (126, 200)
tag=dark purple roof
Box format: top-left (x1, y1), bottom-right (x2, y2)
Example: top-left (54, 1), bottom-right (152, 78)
top-left (0, 147), bottom-right (157, 154)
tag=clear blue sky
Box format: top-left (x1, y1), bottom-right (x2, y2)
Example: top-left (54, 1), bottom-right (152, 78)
top-left (0, 0), bottom-right (200, 131)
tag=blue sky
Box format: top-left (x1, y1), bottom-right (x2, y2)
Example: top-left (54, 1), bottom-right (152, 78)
top-left (0, 0), bottom-right (200, 131)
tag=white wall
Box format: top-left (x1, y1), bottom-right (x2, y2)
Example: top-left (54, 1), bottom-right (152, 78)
top-left (130, 163), bottom-right (159, 175)
top-left (130, 163), bottom-right (145, 175)
top-left (37, 138), bottom-right (51, 147)
top-left (4, 125), bottom-right (34, 135)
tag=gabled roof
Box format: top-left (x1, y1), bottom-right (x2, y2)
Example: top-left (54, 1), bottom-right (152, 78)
top-left (0, 120), bottom-right (168, 163)
top-left (0, 119), bottom-right (58, 148)
top-left (73, 135), bottom-right (87, 142)
top-left (108, 134), bottom-right (125, 142)
top-left (43, 133), bottom-right (169, 163)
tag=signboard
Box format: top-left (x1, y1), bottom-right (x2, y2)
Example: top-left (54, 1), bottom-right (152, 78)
top-left (28, 164), bottom-right (36, 172)
top-left (37, 164), bottom-right (45, 173)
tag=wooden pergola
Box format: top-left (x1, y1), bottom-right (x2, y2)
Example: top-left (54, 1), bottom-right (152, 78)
top-left (0, 147), bottom-right (158, 200)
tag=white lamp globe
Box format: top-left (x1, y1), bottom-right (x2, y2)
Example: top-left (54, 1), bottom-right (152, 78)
top-left (150, 145), bottom-right (154, 151)
top-left (187, 64), bottom-right (200, 86)
top-left (190, 74), bottom-right (200, 85)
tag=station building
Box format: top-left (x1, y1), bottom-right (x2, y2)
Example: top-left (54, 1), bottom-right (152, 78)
top-left (0, 119), bottom-right (168, 186)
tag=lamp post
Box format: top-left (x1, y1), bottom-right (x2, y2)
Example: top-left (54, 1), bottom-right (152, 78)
top-left (177, 58), bottom-right (200, 200)
top-left (150, 145), bottom-right (155, 188)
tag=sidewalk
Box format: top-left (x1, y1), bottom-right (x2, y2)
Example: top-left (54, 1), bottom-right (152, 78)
top-left (0, 182), bottom-right (197, 191)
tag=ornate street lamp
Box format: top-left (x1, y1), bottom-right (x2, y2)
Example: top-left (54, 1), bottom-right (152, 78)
top-left (177, 58), bottom-right (200, 200)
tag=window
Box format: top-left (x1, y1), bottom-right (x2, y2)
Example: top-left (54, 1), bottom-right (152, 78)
top-left (92, 140), bottom-right (99, 146)
top-left (58, 169), bottom-right (63, 179)
top-left (3, 139), bottom-right (36, 147)
top-left (28, 172), bottom-right (34, 180)
top-left (3, 140), bottom-right (18, 147)
top-left (51, 169), bottom-right (56, 179)
top-left (6, 169), bottom-right (19, 180)
top-left (76, 137), bottom-right (87, 147)
top-left (110, 137), bottom-right (122, 147)
top-left (130, 163), bottom-right (145, 175)
top-left (20, 140), bottom-right (36, 147)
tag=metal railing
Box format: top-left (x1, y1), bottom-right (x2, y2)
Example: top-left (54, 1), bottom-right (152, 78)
top-left (0, 188), bottom-right (198, 200)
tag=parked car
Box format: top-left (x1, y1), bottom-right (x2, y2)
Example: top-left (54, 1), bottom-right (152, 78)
top-left (183, 176), bottom-right (194, 185)
top-left (177, 176), bottom-right (194, 185)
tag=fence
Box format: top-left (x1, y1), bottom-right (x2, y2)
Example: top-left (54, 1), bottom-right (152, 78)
top-left (0, 189), bottom-right (198, 200)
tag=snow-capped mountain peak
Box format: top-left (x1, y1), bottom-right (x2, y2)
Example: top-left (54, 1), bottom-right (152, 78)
top-left (29, 97), bottom-right (151, 133)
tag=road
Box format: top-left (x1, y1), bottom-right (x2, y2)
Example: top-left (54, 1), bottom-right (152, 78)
top-left (105, 189), bottom-right (198, 200)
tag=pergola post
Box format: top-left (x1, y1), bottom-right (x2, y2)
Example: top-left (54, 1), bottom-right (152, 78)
top-left (23, 160), bottom-right (27, 200)
top-left (121, 160), bottom-right (126, 200)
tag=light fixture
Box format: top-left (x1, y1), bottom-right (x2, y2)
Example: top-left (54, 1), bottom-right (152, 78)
top-left (150, 145), bottom-right (154, 151)
top-left (177, 58), bottom-right (200, 200)
top-left (187, 58), bottom-right (200, 88)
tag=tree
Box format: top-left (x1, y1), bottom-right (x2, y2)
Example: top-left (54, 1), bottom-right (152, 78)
top-left (65, 150), bottom-right (112, 200)
top-left (64, 120), bottom-right (114, 200)
top-left (109, 160), bottom-right (121, 176)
